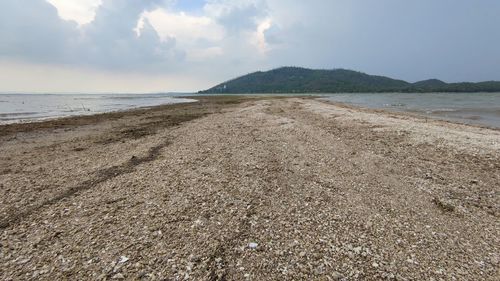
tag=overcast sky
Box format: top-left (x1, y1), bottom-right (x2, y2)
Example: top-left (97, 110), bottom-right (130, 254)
top-left (1, 0), bottom-right (499, 93)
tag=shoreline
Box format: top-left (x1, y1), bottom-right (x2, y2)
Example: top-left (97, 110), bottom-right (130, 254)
top-left (1, 96), bottom-right (499, 280)
top-left (0, 95), bottom-right (316, 138)
top-left (0, 96), bottom-right (227, 138)
top-left (2, 94), bottom-right (500, 134)
top-left (321, 99), bottom-right (500, 131)
top-left (0, 96), bottom-right (199, 126)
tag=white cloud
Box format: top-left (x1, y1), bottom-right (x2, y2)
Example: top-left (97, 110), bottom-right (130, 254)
top-left (144, 9), bottom-right (225, 44)
top-left (253, 18), bottom-right (272, 53)
top-left (46, 0), bottom-right (103, 25)
top-left (142, 8), bottom-right (226, 62)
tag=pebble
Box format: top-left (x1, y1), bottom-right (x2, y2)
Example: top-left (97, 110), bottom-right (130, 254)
top-left (331, 271), bottom-right (344, 280)
top-left (112, 273), bottom-right (125, 279)
top-left (119, 256), bottom-right (129, 264)
top-left (353, 246), bottom-right (362, 255)
top-left (248, 242), bottom-right (258, 249)
top-left (17, 258), bottom-right (31, 265)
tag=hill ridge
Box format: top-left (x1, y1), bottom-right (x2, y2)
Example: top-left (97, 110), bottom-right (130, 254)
top-left (200, 67), bottom-right (500, 93)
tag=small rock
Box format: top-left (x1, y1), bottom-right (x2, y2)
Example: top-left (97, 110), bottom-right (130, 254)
top-left (353, 246), bottom-right (362, 255)
top-left (18, 258), bottom-right (31, 265)
top-left (248, 242), bottom-right (258, 249)
top-left (119, 256), bottom-right (129, 264)
top-left (331, 271), bottom-right (344, 280)
top-left (432, 197), bottom-right (455, 212)
top-left (314, 265), bottom-right (325, 275)
top-left (112, 273), bottom-right (125, 279)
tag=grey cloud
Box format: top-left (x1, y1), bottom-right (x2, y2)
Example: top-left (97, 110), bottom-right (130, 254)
top-left (0, 0), bottom-right (78, 63)
top-left (263, 24), bottom-right (282, 45)
top-left (207, 0), bottom-right (268, 34)
top-left (1, 0), bottom-right (500, 83)
top-left (217, 5), bottom-right (262, 33)
top-left (0, 0), bottom-right (179, 71)
top-left (78, 0), bottom-right (179, 71)
top-left (264, 0), bottom-right (500, 82)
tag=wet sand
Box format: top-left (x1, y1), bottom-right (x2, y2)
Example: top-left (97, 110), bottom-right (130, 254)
top-left (0, 96), bottom-right (499, 280)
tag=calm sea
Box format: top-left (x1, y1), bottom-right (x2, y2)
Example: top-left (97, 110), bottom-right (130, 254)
top-left (323, 92), bottom-right (500, 129)
top-left (0, 93), bottom-right (196, 124)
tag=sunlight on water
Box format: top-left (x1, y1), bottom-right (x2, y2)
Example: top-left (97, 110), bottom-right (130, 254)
top-left (0, 93), bottom-right (196, 124)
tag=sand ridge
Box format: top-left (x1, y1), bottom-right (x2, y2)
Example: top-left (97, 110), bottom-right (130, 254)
top-left (0, 97), bottom-right (499, 280)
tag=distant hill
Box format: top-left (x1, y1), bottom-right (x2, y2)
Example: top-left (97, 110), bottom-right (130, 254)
top-left (412, 79), bottom-right (447, 89)
top-left (199, 67), bottom-right (500, 93)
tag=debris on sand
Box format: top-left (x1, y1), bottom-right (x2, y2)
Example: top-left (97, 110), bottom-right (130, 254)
top-left (1, 97), bottom-right (499, 280)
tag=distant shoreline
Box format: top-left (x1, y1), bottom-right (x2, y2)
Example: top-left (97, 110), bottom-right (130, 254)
top-left (1, 92), bottom-right (498, 130)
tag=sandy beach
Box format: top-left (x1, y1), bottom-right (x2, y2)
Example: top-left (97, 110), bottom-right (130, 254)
top-left (0, 96), bottom-right (499, 280)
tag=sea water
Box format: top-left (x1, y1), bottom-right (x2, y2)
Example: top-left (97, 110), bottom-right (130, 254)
top-left (2, 92), bottom-right (499, 129)
top-left (323, 92), bottom-right (500, 129)
top-left (0, 93), bottom-right (196, 124)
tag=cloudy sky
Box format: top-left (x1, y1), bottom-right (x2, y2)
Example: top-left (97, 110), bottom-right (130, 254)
top-left (1, 0), bottom-right (499, 93)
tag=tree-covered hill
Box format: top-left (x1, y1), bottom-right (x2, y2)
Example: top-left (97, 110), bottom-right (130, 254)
top-left (199, 67), bottom-right (500, 93)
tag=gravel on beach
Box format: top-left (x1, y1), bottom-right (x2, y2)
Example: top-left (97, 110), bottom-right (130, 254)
top-left (0, 96), bottom-right (499, 280)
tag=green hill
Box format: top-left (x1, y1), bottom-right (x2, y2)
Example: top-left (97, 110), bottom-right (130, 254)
top-left (199, 67), bottom-right (500, 93)
top-left (412, 79), bottom-right (447, 89)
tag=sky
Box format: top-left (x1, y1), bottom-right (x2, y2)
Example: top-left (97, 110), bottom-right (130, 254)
top-left (0, 0), bottom-right (499, 93)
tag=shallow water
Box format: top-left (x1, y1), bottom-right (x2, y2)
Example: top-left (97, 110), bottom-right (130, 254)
top-left (323, 92), bottom-right (500, 128)
top-left (2, 92), bottom-right (499, 128)
top-left (0, 93), bottom-right (196, 124)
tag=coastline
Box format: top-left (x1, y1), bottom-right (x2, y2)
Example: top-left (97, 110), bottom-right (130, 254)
top-left (3, 93), bottom-right (499, 131)
top-left (321, 98), bottom-right (500, 132)
top-left (0, 94), bottom-right (198, 126)
top-left (318, 92), bottom-right (500, 130)
top-left (1, 96), bottom-right (499, 280)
